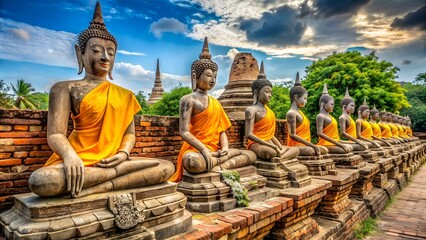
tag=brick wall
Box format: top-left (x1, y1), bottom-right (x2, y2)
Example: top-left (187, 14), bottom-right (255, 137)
top-left (0, 109), bottom-right (288, 211)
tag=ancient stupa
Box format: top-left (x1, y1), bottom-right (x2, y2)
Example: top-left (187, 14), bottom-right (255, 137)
top-left (147, 58), bottom-right (164, 105)
top-left (218, 53), bottom-right (259, 119)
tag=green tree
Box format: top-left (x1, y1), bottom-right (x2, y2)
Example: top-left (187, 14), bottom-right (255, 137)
top-left (414, 72), bottom-right (426, 85)
top-left (302, 51), bottom-right (409, 138)
top-left (31, 92), bottom-right (49, 110)
top-left (149, 86), bottom-right (192, 116)
top-left (269, 83), bottom-right (291, 119)
top-left (134, 91), bottom-right (150, 114)
top-left (10, 79), bottom-right (40, 110)
top-left (0, 80), bottom-right (13, 109)
top-left (400, 80), bottom-right (426, 132)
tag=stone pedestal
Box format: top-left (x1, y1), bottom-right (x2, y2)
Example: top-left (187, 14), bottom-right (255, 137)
top-left (363, 187), bottom-right (388, 217)
top-left (255, 157), bottom-right (312, 189)
top-left (328, 152), bottom-right (365, 169)
top-left (0, 183), bottom-right (192, 240)
top-left (297, 155), bottom-right (335, 176)
top-left (177, 166), bottom-right (271, 213)
top-left (350, 163), bottom-right (380, 200)
top-left (353, 150), bottom-right (380, 163)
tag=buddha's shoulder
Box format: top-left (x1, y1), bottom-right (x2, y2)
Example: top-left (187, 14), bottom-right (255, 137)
top-left (49, 80), bottom-right (82, 92)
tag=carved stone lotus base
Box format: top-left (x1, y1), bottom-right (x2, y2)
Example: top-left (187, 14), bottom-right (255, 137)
top-left (353, 150), bottom-right (380, 163)
top-left (255, 157), bottom-right (312, 189)
top-left (328, 153), bottom-right (366, 169)
top-left (350, 163), bottom-right (380, 200)
top-left (177, 166), bottom-right (272, 213)
top-left (297, 155), bottom-right (335, 176)
top-left (0, 182), bottom-right (192, 240)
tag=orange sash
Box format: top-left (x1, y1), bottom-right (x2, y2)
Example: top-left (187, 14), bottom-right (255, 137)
top-left (360, 120), bottom-right (373, 139)
top-left (247, 105), bottom-right (276, 149)
top-left (408, 128), bottom-right (413, 137)
top-left (346, 116), bottom-right (357, 139)
top-left (45, 81), bottom-right (141, 167)
top-left (378, 122), bottom-right (392, 138)
top-left (317, 115), bottom-right (340, 146)
top-left (389, 123), bottom-right (400, 138)
top-left (169, 96), bottom-right (231, 182)
top-left (287, 111), bottom-right (311, 147)
top-left (370, 122), bottom-right (382, 138)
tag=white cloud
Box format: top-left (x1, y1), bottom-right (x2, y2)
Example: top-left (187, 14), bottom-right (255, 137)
top-left (270, 78), bottom-right (293, 85)
top-left (213, 48), bottom-right (239, 61)
top-left (193, 13), bottom-right (204, 18)
top-left (211, 88), bottom-right (225, 98)
top-left (270, 54), bottom-right (294, 59)
top-left (117, 50), bottom-right (146, 56)
top-left (150, 17), bottom-right (188, 38)
top-left (9, 28), bottom-right (30, 41)
top-left (109, 8), bottom-right (117, 14)
top-left (300, 56), bottom-right (318, 61)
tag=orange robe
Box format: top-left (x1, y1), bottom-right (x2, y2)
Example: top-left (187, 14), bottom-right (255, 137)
top-left (247, 105), bottom-right (276, 149)
top-left (378, 122), bottom-right (392, 138)
top-left (389, 123), bottom-right (400, 138)
top-left (317, 115), bottom-right (340, 146)
top-left (346, 116), bottom-right (357, 139)
top-left (287, 111), bottom-right (311, 147)
top-left (370, 122), bottom-right (382, 138)
top-left (169, 96), bottom-right (231, 182)
top-left (408, 127), bottom-right (413, 137)
top-left (360, 120), bottom-right (373, 139)
top-left (45, 81), bottom-right (141, 167)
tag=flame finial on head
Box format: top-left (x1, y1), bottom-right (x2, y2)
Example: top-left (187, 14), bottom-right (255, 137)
top-left (294, 72), bottom-right (301, 86)
top-left (257, 60), bottom-right (267, 80)
top-left (199, 37), bottom-right (211, 60)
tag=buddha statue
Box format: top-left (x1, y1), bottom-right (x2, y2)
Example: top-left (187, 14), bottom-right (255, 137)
top-left (168, 37), bottom-right (256, 182)
top-left (245, 61), bottom-right (299, 160)
top-left (286, 73), bottom-right (328, 155)
top-left (355, 98), bottom-right (382, 148)
top-left (316, 84), bottom-right (353, 154)
top-left (338, 87), bottom-right (369, 151)
top-left (378, 109), bottom-right (401, 144)
top-left (369, 105), bottom-right (393, 147)
top-left (28, 2), bottom-right (174, 198)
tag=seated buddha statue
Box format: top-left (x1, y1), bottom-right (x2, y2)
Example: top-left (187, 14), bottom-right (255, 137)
top-left (168, 37), bottom-right (256, 182)
top-left (368, 105), bottom-right (392, 147)
top-left (378, 109), bottom-right (401, 144)
top-left (245, 61), bottom-right (299, 160)
top-left (286, 73), bottom-right (328, 156)
top-left (388, 113), bottom-right (406, 141)
top-left (28, 2), bottom-right (174, 198)
top-left (338, 87), bottom-right (369, 151)
top-left (355, 98), bottom-right (382, 148)
top-left (316, 84), bottom-right (353, 154)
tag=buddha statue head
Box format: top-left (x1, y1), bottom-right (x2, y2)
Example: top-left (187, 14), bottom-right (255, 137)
top-left (319, 83), bottom-right (334, 113)
top-left (252, 61), bottom-right (272, 104)
top-left (370, 105), bottom-right (379, 121)
top-left (75, 2), bottom-right (118, 80)
top-left (340, 86), bottom-right (355, 114)
top-left (407, 115), bottom-right (412, 126)
top-left (290, 72), bottom-right (308, 108)
top-left (358, 98), bottom-right (370, 119)
top-left (379, 109), bottom-right (387, 121)
top-left (190, 37), bottom-right (218, 91)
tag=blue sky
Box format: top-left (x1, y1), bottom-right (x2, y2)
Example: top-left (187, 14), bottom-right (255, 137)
top-left (1, 0), bottom-right (425, 97)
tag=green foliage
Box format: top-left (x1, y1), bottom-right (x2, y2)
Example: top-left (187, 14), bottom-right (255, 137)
top-left (0, 80), bottom-right (13, 109)
top-left (354, 217), bottom-right (378, 239)
top-left (134, 91), bottom-right (150, 115)
top-left (303, 51), bottom-right (409, 139)
top-left (414, 72), bottom-right (426, 85)
top-left (31, 92), bottom-right (49, 110)
top-left (269, 83), bottom-right (291, 120)
top-left (400, 81), bottom-right (426, 132)
top-left (10, 79), bottom-right (49, 110)
top-left (149, 86), bottom-right (191, 116)
top-left (221, 170), bottom-right (250, 207)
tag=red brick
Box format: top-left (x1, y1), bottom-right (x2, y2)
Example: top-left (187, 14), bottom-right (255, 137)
top-left (0, 118), bottom-right (41, 125)
top-left (217, 214), bottom-right (248, 229)
top-left (29, 151), bottom-right (52, 157)
top-left (230, 210), bottom-right (255, 225)
top-left (0, 181), bottom-right (13, 188)
top-left (0, 186), bottom-right (29, 195)
top-left (40, 145), bottom-right (51, 150)
top-left (179, 230), bottom-right (210, 240)
top-left (0, 153), bottom-right (11, 159)
top-left (139, 121), bottom-right (151, 127)
top-left (0, 125), bottom-right (12, 131)
top-left (13, 138), bottom-right (47, 145)
top-left (13, 151), bottom-right (28, 158)
top-left (13, 179), bottom-right (28, 187)
top-left (24, 157), bottom-right (48, 165)
top-left (0, 172), bottom-right (31, 181)
top-left (0, 131), bottom-right (46, 138)
top-left (14, 125), bottom-right (28, 131)
top-left (0, 159), bottom-right (22, 166)
top-left (0, 196), bottom-right (13, 203)
top-left (247, 206), bottom-right (271, 219)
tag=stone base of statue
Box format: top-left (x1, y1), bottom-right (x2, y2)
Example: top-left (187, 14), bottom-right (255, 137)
top-left (363, 187), bottom-right (388, 218)
top-left (296, 155), bottom-right (335, 176)
top-left (370, 147), bottom-right (392, 158)
top-left (328, 153), bottom-right (366, 169)
top-left (0, 183), bottom-right (192, 240)
top-left (350, 163), bottom-right (380, 200)
top-left (177, 166), bottom-right (271, 213)
top-left (255, 157), bottom-right (312, 189)
top-left (353, 150), bottom-right (380, 163)
top-left (313, 169), bottom-right (359, 219)
top-left (382, 179), bottom-right (399, 199)
top-left (268, 179), bottom-right (332, 240)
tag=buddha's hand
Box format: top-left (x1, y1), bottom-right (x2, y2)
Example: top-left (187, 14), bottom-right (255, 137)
top-left (373, 142), bottom-right (381, 148)
top-left (360, 142), bottom-right (369, 150)
top-left (218, 147), bottom-right (229, 157)
top-left (313, 146), bottom-right (321, 155)
top-left (64, 156), bottom-right (85, 197)
top-left (274, 145), bottom-right (282, 157)
top-left (341, 145), bottom-right (351, 153)
top-left (386, 142), bottom-right (392, 147)
top-left (95, 152), bottom-right (128, 168)
top-left (201, 149), bottom-right (214, 171)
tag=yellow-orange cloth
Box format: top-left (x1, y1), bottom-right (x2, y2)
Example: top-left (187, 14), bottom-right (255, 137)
top-left (346, 116), bottom-right (357, 139)
top-left (378, 122), bottom-right (392, 138)
top-left (370, 121), bottom-right (382, 138)
top-left (247, 105), bottom-right (276, 149)
top-left (317, 115), bottom-right (340, 146)
top-left (360, 120), bottom-right (373, 139)
top-left (389, 123), bottom-right (400, 138)
top-left (287, 111), bottom-right (311, 147)
top-left (408, 127), bottom-right (413, 137)
top-left (44, 81), bottom-right (141, 167)
top-left (169, 96), bottom-right (231, 182)
top-left (397, 125), bottom-right (405, 138)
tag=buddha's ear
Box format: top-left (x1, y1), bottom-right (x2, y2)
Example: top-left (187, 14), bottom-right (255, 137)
top-left (320, 102), bottom-right (325, 110)
top-left (253, 89), bottom-right (259, 104)
top-left (108, 62), bottom-right (114, 80)
top-left (75, 44), bottom-right (83, 75)
top-left (293, 93), bottom-right (299, 102)
top-left (191, 72), bottom-right (197, 91)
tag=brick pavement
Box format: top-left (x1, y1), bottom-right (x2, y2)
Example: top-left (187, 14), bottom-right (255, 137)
top-left (369, 163), bottom-right (426, 240)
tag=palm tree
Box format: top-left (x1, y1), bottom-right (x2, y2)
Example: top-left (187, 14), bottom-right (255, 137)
top-left (10, 79), bottom-right (38, 110)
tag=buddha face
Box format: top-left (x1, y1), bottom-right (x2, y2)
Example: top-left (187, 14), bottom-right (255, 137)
top-left (344, 101), bottom-right (355, 114)
top-left (81, 37), bottom-right (116, 77)
top-left (372, 112), bottom-right (380, 120)
top-left (324, 99), bottom-right (334, 113)
top-left (196, 68), bottom-right (217, 91)
top-left (258, 85), bottom-right (272, 104)
top-left (295, 93), bottom-right (308, 108)
top-left (360, 109), bottom-right (370, 119)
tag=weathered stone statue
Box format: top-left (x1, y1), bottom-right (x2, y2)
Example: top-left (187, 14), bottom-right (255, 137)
top-left (286, 73), bottom-right (328, 156)
top-left (316, 84), bottom-right (353, 153)
top-left (169, 37), bottom-right (256, 182)
top-left (369, 105), bottom-right (393, 147)
top-left (338, 87), bottom-right (369, 151)
top-left (29, 2), bottom-right (174, 198)
top-left (378, 109), bottom-right (402, 144)
top-left (355, 98), bottom-right (382, 148)
top-left (245, 62), bottom-right (299, 160)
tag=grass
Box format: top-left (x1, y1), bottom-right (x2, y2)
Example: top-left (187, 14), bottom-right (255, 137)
top-left (354, 217), bottom-right (378, 239)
